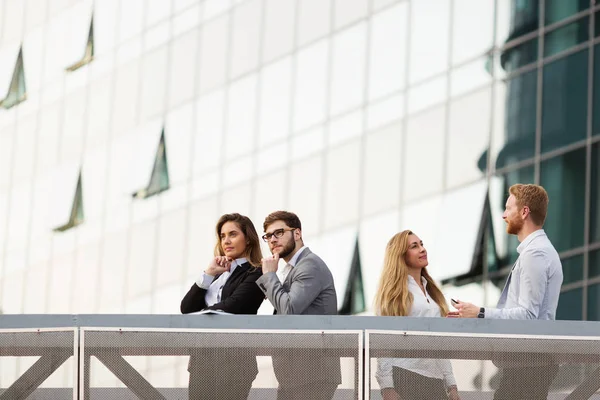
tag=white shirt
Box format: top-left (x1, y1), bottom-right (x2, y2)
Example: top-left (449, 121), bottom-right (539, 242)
top-left (277, 246), bottom-right (307, 283)
top-left (376, 275), bottom-right (456, 390)
top-left (196, 258), bottom-right (247, 307)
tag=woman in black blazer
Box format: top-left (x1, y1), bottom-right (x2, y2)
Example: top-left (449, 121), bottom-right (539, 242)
top-left (181, 213), bottom-right (265, 400)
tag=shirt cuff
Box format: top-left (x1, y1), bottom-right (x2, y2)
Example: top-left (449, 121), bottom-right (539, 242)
top-left (196, 273), bottom-right (215, 290)
top-left (443, 374), bottom-right (457, 389)
top-left (377, 375), bottom-right (394, 389)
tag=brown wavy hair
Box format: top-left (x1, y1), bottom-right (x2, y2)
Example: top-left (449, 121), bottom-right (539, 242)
top-left (374, 230), bottom-right (449, 317)
top-left (214, 213), bottom-right (262, 267)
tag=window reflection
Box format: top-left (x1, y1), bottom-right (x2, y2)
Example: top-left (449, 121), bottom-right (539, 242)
top-left (588, 283), bottom-right (600, 321)
top-left (325, 140), bottom-right (361, 229)
top-left (198, 14), bottom-right (229, 94)
top-left (331, 23), bottom-right (366, 116)
top-left (263, 0), bottom-right (295, 62)
top-left (409, 0), bottom-right (449, 84)
top-left (540, 148), bottom-right (586, 253)
top-left (561, 254), bottom-right (583, 285)
top-left (556, 288), bottom-right (582, 320)
top-left (452, 0), bottom-right (494, 65)
top-left (259, 57), bottom-right (291, 148)
top-left (545, 0), bottom-right (588, 25)
top-left (404, 106), bottom-right (445, 202)
top-left (293, 39), bottom-right (329, 132)
top-left (230, 0), bottom-right (261, 78)
top-left (495, 70), bottom-right (536, 170)
top-left (592, 44), bottom-right (600, 136)
top-left (446, 87), bottom-right (491, 188)
top-left (590, 250), bottom-right (600, 279)
top-left (592, 143), bottom-right (600, 243)
top-left (362, 122), bottom-right (402, 216)
top-left (297, 0), bottom-right (331, 47)
top-left (544, 17), bottom-right (588, 57)
top-left (542, 50), bottom-right (587, 153)
top-left (369, 3), bottom-right (408, 101)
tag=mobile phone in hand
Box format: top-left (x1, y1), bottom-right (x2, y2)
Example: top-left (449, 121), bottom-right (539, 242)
top-left (451, 298), bottom-right (459, 305)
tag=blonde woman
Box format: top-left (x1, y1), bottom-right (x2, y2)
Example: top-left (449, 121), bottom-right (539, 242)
top-left (374, 230), bottom-right (460, 400)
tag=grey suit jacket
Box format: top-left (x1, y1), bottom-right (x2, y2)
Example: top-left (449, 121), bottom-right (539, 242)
top-left (256, 248), bottom-right (337, 315)
top-left (256, 248), bottom-right (341, 388)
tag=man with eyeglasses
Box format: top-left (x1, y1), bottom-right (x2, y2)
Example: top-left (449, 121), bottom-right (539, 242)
top-left (256, 210), bottom-right (340, 400)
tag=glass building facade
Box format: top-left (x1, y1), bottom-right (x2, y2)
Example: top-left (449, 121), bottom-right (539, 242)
top-left (0, 0), bottom-right (599, 390)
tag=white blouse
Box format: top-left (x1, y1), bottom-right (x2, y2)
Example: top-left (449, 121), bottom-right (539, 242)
top-left (375, 275), bottom-right (457, 390)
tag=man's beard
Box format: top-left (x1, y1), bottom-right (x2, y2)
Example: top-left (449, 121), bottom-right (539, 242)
top-left (274, 235), bottom-right (296, 259)
top-left (506, 217), bottom-right (524, 235)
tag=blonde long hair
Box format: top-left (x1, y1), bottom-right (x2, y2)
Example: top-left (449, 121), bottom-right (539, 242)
top-left (374, 230), bottom-right (449, 317)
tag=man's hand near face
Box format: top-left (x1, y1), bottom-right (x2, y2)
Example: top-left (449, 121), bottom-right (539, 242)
top-left (262, 253), bottom-right (280, 274)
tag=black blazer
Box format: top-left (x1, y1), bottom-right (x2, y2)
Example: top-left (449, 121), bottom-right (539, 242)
top-left (181, 262), bottom-right (264, 388)
top-left (180, 261), bottom-right (264, 315)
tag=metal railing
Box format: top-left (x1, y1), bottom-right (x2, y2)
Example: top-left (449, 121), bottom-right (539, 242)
top-left (0, 315), bottom-right (598, 400)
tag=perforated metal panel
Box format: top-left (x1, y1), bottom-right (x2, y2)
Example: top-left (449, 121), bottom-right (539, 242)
top-left (81, 329), bottom-right (362, 400)
top-left (0, 328), bottom-right (76, 400)
top-left (366, 330), bottom-right (600, 400)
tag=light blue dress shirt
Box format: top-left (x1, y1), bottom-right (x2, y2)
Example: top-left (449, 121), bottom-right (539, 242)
top-left (486, 229), bottom-right (563, 320)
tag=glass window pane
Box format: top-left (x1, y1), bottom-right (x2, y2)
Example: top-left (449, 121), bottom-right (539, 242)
top-left (263, 0), bottom-right (295, 63)
top-left (86, 75), bottom-right (112, 153)
top-left (198, 14), bottom-right (229, 94)
top-left (544, 17), bottom-right (588, 57)
top-left (226, 74), bottom-right (257, 159)
top-left (545, 0), bottom-right (588, 25)
top-left (325, 140), bottom-right (361, 229)
top-left (12, 114), bottom-right (36, 183)
top-left (452, 0), bottom-right (494, 65)
top-left (293, 39), bottom-right (329, 132)
top-left (362, 122), bottom-right (402, 216)
top-left (127, 220), bottom-right (157, 299)
top-left (289, 155), bottom-right (323, 236)
top-left (556, 287), bottom-right (582, 320)
top-left (495, 70), bottom-right (537, 170)
top-left (407, 75), bottom-right (447, 115)
top-left (186, 196), bottom-right (219, 280)
top-left (359, 210), bottom-right (400, 304)
top-left (139, 45), bottom-right (168, 120)
top-left (409, 0), bottom-right (450, 84)
top-left (328, 110), bottom-right (363, 147)
top-left (366, 94), bottom-right (404, 132)
top-left (588, 283), bottom-right (600, 321)
top-left (592, 44), bottom-right (600, 136)
top-left (165, 102), bottom-right (194, 185)
top-left (404, 106), bottom-right (445, 202)
top-left (230, 0), bottom-right (261, 79)
top-left (540, 147), bottom-right (586, 252)
top-left (592, 143), bottom-right (600, 243)
top-left (193, 89), bottom-right (224, 175)
top-left (542, 49), bottom-right (588, 153)
top-left (450, 57), bottom-right (492, 98)
top-left (590, 249), bottom-right (600, 279)
top-left (446, 86), bottom-right (491, 188)
top-left (168, 28), bottom-right (199, 109)
top-left (259, 57), bottom-right (291, 148)
top-left (60, 87), bottom-right (86, 161)
top-left (112, 60), bottom-right (140, 135)
top-left (118, 0), bottom-right (143, 43)
top-left (561, 254), bottom-right (583, 285)
top-left (252, 170), bottom-right (286, 231)
top-left (155, 209), bottom-right (186, 287)
top-left (368, 3), bottom-right (408, 101)
top-left (501, 38), bottom-right (538, 73)
top-left (330, 22), bottom-right (366, 116)
top-left (297, 0), bottom-right (331, 47)
top-left (334, 0), bottom-right (368, 29)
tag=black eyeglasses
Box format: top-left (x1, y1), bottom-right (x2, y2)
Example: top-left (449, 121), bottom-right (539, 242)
top-left (262, 228), bottom-right (295, 242)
